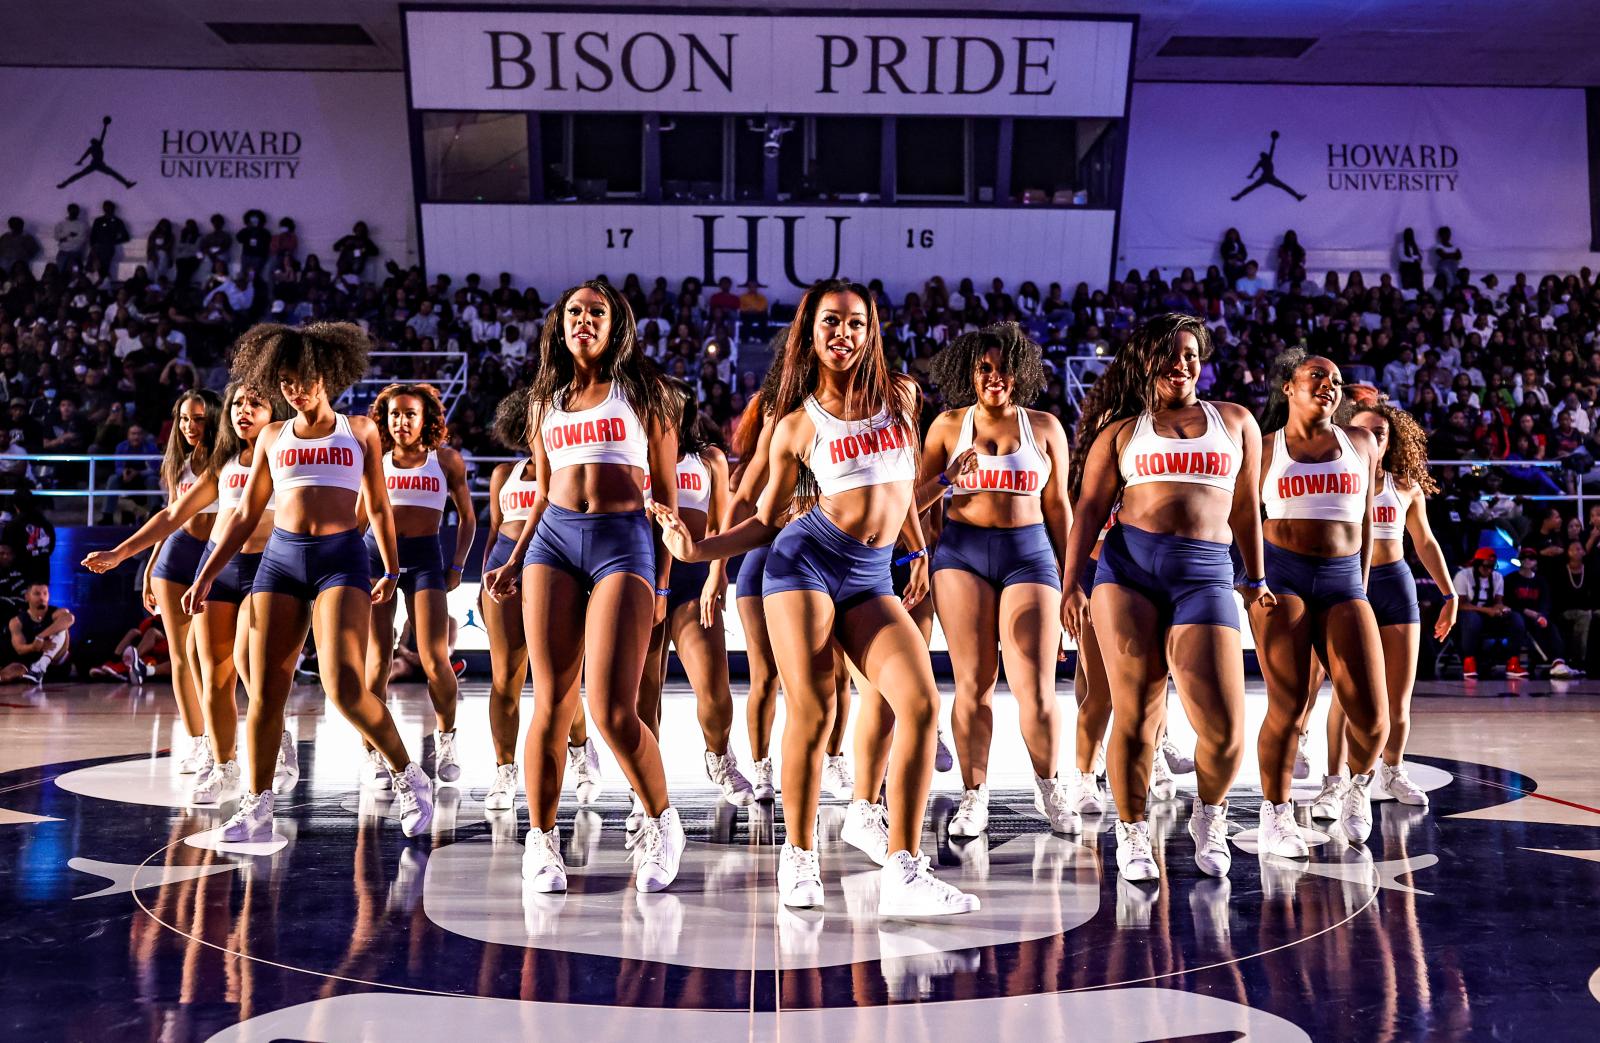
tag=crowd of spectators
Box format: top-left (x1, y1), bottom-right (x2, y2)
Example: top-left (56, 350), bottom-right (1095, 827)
top-left (10, 203), bottom-right (1600, 676)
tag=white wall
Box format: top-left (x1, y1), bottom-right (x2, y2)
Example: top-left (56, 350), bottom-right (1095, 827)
top-left (0, 68), bottom-right (415, 273)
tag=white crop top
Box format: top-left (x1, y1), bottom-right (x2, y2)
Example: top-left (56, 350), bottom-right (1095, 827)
top-left (1119, 401), bottom-right (1240, 493)
top-left (540, 382), bottom-right (649, 472)
top-left (1372, 472), bottom-right (1405, 541)
top-left (674, 453), bottom-right (712, 514)
top-left (217, 454), bottom-right (276, 513)
top-left (951, 407), bottom-right (1050, 496)
top-left (384, 450), bottom-right (448, 512)
top-left (175, 461), bottom-right (219, 514)
top-left (803, 395), bottom-right (917, 496)
top-left (269, 413), bottom-right (364, 492)
top-left (1262, 426), bottom-right (1368, 524)
top-left (499, 460), bottom-right (538, 525)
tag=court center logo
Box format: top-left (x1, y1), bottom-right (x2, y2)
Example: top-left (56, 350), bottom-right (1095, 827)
top-left (56, 116), bottom-right (137, 190)
top-left (1231, 130), bottom-right (1304, 203)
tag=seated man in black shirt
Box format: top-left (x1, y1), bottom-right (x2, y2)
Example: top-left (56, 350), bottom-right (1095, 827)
top-left (1502, 547), bottom-right (1573, 678)
top-left (1549, 539), bottom-right (1598, 676)
top-left (0, 581), bottom-right (74, 685)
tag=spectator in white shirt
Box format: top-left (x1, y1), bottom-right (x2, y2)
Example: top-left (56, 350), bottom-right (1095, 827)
top-left (1382, 348), bottom-right (1418, 400)
top-left (500, 325), bottom-right (528, 366)
top-left (406, 299), bottom-right (440, 341)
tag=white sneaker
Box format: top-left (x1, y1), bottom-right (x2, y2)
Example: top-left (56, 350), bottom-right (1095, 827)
top-left (568, 739), bottom-right (603, 805)
top-left (221, 790), bottom-right (275, 842)
top-left (1149, 746), bottom-right (1177, 801)
top-left (177, 734), bottom-right (212, 775)
top-left (1341, 772), bottom-right (1374, 843)
top-left (1160, 735), bottom-right (1195, 774)
top-left (1294, 730), bottom-right (1311, 781)
top-left (522, 827), bottom-right (567, 892)
top-left (1188, 799), bottom-right (1232, 876)
top-left (841, 798), bottom-right (890, 866)
top-left (190, 760), bottom-right (241, 806)
top-left (1092, 743), bottom-right (1106, 777)
top-left (1033, 777), bottom-right (1083, 835)
top-left (822, 754), bottom-right (854, 800)
top-left (1114, 820), bottom-right (1160, 882)
top-left (394, 762), bottom-right (435, 838)
top-left (633, 806), bottom-right (685, 892)
top-left (704, 749), bottom-right (756, 806)
top-left (934, 730), bottom-right (954, 772)
top-left (948, 786), bottom-right (989, 838)
top-left (1550, 660), bottom-right (1575, 679)
top-left (434, 730), bottom-right (461, 784)
top-left (272, 729), bottom-right (298, 794)
top-left (1072, 768), bottom-right (1106, 814)
top-left (626, 791), bottom-right (647, 832)
top-left (878, 850), bottom-right (980, 917)
top-left (778, 843), bottom-right (824, 908)
top-left (751, 757), bottom-right (776, 801)
top-left (485, 762), bottom-right (519, 811)
top-left (360, 748), bottom-right (392, 790)
top-left (1379, 762), bottom-right (1429, 806)
top-left (1258, 800), bottom-right (1310, 859)
top-left (1310, 774), bottom-right (1344, 820)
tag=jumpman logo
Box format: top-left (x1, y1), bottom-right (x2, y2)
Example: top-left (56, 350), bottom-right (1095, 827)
top-left (57, 116), bottom-right (137, 190)
top-left (1231, 130), bottom-right (1304, 203)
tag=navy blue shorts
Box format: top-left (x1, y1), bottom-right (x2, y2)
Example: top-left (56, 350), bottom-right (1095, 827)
top-left (1265, 542), bottom-right (1368, 614)
top-left (152, 529), bottom-right (208, 585)
top-left (764, 508), bottom-right (894, 608)
top-left (933, 520), bottom-right (1061, 592)
top-left (1077, 552), bottom-right (1099, 598)
top-left (736, 544), bottom-right (771, 600)
top-left (525, 503), bottom-right (655, 591)
top-left (1094, 523), bottom-right (1238, 630)
top-left (367, 532), bottom-right (448, 596)
top-left (1230, 542), bottom-right (1248, 587)
top-left (254, 528), bottom-right (371, 601)
top-left (203, 542), bottom-right (262, 605)
top-left (1368, 559), bottom-right (1420, 626)
top-left (484, 531), bottom-right (526, 574)
top-left (667, 559), bottom-right (712, 614)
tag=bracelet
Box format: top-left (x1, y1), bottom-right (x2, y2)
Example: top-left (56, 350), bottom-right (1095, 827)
top-left (1242, 577), bottom-right (1267, 590)
top-left (937, 474), bottom-right (953, 487)
top-left (449, 564), bottom-right (464, 573)
top-left (1441, 593), bottom-right (1456, 600)
top-left (894, 548), bottom-right (928, 567)
top-left (655, 587), bottom-right (671, 597)
top-left (383, 571), bottom-right (400, 581)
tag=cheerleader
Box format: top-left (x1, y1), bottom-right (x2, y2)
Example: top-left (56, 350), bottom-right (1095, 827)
top-left (638, 381), bottom-right (754, 805)
top-left (359, 383), bottom-right (475, 786)
top-left (483, 281), bottom-right (684, 894)
top-left (1312, 401), bottom-right (1456, 814)
top-left (480, 390), bottom-right (603, 813)
top-left (654, 278), bottom-right (978, 916)
top-left (1252, 350), bottom-right (1388, 853)
top-left (87, 390), bottom-right (221, 774)
top-left (184, 322), bottom-right (433, 841)
top-left (1061, 313), bottom-right (1273, 882)
top-left (914, 323), bottom-right (1078, 836)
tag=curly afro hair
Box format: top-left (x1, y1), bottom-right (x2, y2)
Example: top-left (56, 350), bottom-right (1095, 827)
top-left (229, 321), bottom-right (372, 401)
top-left (490, 385), bottom-right (535, 452)
top-left (370, 382), bottom-right (447, 452)
top-left (1337, 399), bottom-right (1439, 495)
top-left (929, 321), bottom-right (1047, 409)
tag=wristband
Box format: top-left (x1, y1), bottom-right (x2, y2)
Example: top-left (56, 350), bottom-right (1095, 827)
top-left (937, 474), bottom-right (953, 487)
top-left (655, 587), bottom-right (671, 597)
top-left (449, 564), bottom-right (464, 573)
top-left (383, 571), bottom-right (400, 582)
top-left (1441, 593), bottom-right (1456, 601)
top-left (1243, 577), bottom-right (1267, 590)
top-left (894, 548), bottom-right (928, 567)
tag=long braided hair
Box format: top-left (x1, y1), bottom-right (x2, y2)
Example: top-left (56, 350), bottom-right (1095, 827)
top-left (1068, 313), bottom-right (1212, 500)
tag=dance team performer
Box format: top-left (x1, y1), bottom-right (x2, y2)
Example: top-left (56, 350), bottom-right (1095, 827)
top-left (1062, 313), bottom-right (1274, 883)
top-left (483, 281), bottom-right (684, 895)
top-left (184, 322), bottom-right (434, 841)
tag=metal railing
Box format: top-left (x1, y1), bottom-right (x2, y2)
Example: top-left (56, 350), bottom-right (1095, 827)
top-left (336, 350), bottom-right (471, 419)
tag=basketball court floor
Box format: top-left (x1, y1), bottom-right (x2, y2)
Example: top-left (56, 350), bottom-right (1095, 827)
top-left (2, 677), bottom-right (1597, 1041)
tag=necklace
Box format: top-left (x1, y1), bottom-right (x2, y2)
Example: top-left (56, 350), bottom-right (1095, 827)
top-left (1569, 566), bottom-right (1585, 590)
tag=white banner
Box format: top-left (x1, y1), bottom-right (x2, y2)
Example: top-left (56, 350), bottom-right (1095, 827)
top-left (421, 202), bottom-right (1115, 298)
top-left (0, 68), bottom-right (414, 270)
top-left (1121, 83), bottom-right (1596, 277)
top-left (404, 9), bottom-right (1132, 117)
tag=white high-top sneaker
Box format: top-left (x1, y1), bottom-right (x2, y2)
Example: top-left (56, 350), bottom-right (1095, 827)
top-left (1310, 774), bottom-right (1344, 820)
top-left (1033, 776), bottom-right (1083, 835)
top-left (1149, 746), bottom-right (1177, 801)
top-left (822, 754), bottom-right (854, 800)
top-left (841, 799), bottom-right (890, 866)
top-left (1160, 734), bottom-right (1195, 774)
top-left (1258, 800), bottom-right (1310, 859)
top-left (394, 762), bottom-right (435, 837)
top-left (1072, 767), bottom-right (1107, 814)
top-left (751, 757), bottom-right (776, 801)
top-left (633, 807), bottom-right (685, 893)
top-left (360, 747), bottom-right (392, 790)
top-left (272, 729), bottom-right (298, 794)
top-left (485, 762), bottom-right (519, 811)
top-left (522, 827), bottom-right (567, 893)
top-left (948, 785), bottom-right (989, 838)
top-left (1188, 798), bottom-right (1232, 876)
top-left (704, 749), bottom-right (756, 806)
top-left (1341, 772), bottom-right (1375, 843)
top-left (778, 843), bottom-right (824, 908)
top-left (1114, 820), bottom-right (1159, 882)
top-left (177, 734), bottom-right (212, 775)
top-left (1378, 762), bottom-right (1429, 806)
top-left (190, 760), bottom-right (241, 806)
top-left (878, 850), bottom-right (980, 917)
top-left (568, 739), bottom-right (603, 805)
top-left (434, 730), bottom-right (461, 784)
top-left (221, 791), bottom-right (275, 842)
